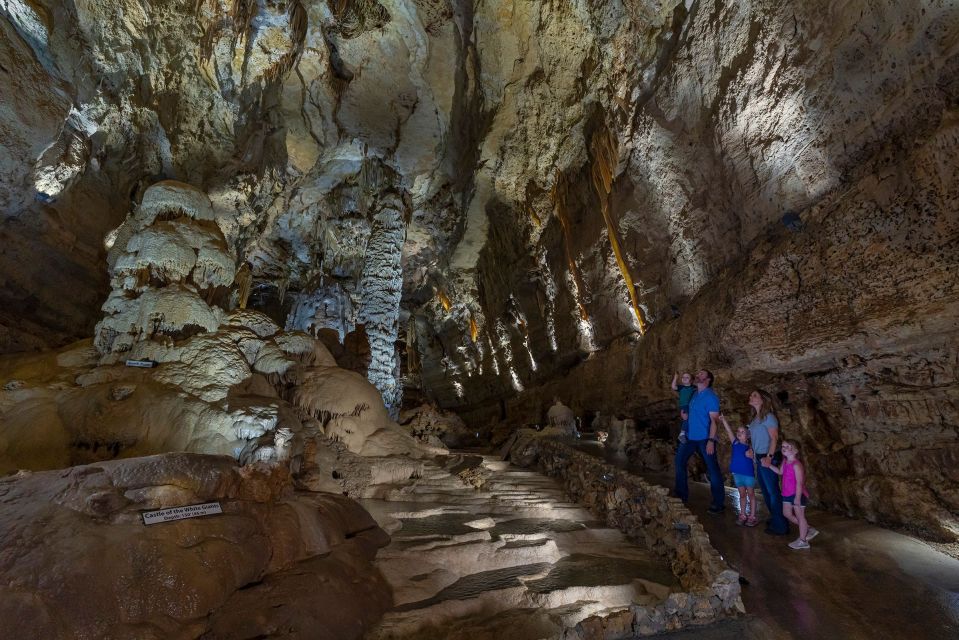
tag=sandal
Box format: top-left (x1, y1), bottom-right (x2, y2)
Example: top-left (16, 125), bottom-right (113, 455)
top-left (745, 515), bottom-right (759, 527)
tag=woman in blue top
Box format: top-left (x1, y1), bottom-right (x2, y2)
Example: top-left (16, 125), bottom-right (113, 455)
top-left (720, 414), bottom-right (758, 526)
top-left (747, 390), bottom-right (790, 535)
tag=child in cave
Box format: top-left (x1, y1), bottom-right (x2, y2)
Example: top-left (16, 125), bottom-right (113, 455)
top-left (763, 439), bottom-right (819, 549)
top-left (719, 414), bottom-right (758, 526)
top-left (671, 371), bottom-right (696, 443)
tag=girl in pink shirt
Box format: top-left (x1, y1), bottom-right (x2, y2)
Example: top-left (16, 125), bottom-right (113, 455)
top-left (764, 439), bottom-right (819, 549)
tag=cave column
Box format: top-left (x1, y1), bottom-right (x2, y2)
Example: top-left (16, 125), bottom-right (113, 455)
top-left (357, 195), bottom-right (405, 419)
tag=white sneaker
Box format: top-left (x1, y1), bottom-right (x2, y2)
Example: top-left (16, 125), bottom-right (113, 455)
top-left (806, 527), bottom-right (819, 540)
top-left (789, 538), bottom-right (810, 550)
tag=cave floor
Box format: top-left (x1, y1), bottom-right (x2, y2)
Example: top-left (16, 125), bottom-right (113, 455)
top-left (576, 442), bottom-right (959, 639)
top-left (358, 455), bottom-right (679, 640)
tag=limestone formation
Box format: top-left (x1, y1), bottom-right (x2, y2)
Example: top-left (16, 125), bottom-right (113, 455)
top-left (0, 453), bottom-right (391, 639)
top-left (1, 178), bottom-right (430, 475)
top-left (399, 402), bottom-right (473, 448)
top-left (95, 182), bottom-right (235, 357)
top-left (547, 398), bottom-right (578, 437)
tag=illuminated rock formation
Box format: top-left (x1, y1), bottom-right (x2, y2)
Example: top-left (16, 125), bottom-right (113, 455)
top-left (94, 182), bottom-right (234, 357)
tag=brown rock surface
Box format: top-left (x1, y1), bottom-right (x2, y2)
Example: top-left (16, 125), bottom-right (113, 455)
top-left (0, 453), bottom-right (391, 639)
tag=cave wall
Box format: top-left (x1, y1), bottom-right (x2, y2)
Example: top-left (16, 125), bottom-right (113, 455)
top-left (1, 0), bottom-right (957, 539)
top-left (421, 1), bottom-right (959, 539)
top-left (425, 0), bottom-right (959, 407)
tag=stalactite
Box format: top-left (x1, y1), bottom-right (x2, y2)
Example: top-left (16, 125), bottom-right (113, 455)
top-left (277, 271), bottom-right (289, 305)
top-left (357, 200), bottom-right (405, 419)
top-left (234, 262), bottom-right (252, 309)
top-left (526, 203), bottom-right (542, 227)
top-left (536, 247), bottom-right (559, 352)
top-left (589, 125), bottom-right (648, 335)
top-left (436, 289), bottom-right (452, 312)
top-left (260, 0), bottom-right (308, 85)
top-left (469, 314), bottom-right (479, 342)
top-left (406, 315), bottom-right (420, 377)
top-left (550, 171), bottom-right (590, 322)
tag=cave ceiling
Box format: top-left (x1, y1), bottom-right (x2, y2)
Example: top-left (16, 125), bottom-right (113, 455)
top-left (2, 0), bottom-right (958, 415)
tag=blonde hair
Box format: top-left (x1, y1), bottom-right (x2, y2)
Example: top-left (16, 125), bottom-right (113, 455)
top-left (782, 439), bottom-right (802, 460)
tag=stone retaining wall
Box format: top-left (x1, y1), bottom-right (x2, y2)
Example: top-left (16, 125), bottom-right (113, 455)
top-left (508, 433), bottom-right (743, 639)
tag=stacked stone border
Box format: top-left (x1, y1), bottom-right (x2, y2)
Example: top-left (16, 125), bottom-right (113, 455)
top-left (509, 434), bottom-right (743, 639)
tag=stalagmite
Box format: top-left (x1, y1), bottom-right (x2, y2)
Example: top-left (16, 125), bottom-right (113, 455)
top-left (358, 198), bottom-right (406, 419)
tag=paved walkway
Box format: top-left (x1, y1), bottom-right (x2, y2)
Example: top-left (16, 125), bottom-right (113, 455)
top-left (360, 455), bottom-right (677, 640)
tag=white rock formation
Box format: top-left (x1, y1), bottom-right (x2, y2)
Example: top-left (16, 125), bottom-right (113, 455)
top-left (357, 201), bottom-right (406, 418)
top-left (95, 181), bottom-right (235, 357)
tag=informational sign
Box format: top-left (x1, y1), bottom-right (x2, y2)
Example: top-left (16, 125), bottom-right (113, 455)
top-left (141, 502), bottom-right (222, 525)
top-left (125, 359), bottom-right (156, 368)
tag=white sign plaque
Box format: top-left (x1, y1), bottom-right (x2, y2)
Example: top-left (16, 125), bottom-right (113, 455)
top-left (125, 359), bottom-right (156, 368)
top-left (142, 502), bottom-right (223, 525)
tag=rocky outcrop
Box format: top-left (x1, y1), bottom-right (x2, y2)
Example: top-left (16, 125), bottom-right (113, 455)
top-left (399, 402), bottom-right (475, 448)
top-left (0, 453), bottom-right (391, 640)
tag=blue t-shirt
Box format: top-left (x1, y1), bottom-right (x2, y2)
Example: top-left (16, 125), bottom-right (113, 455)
top-left (730, 442), bottom-right (754, 476)
top-left (748, 413), bottom-right (779, 455)
top-left (686, 387), bottom-right (720, 440)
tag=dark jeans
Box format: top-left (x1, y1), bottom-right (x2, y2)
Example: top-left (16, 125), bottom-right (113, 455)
top-left (757, 452), bottom-right (789, 533)
top-left (674, 439), bottom-right (725, 510)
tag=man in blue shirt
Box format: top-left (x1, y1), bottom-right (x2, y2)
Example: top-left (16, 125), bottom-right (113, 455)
top-left (673, 369), bottom-right (726, 513)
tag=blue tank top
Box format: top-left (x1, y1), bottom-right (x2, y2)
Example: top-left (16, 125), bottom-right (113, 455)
top-left (731, 442), bottom-right (754, 476)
